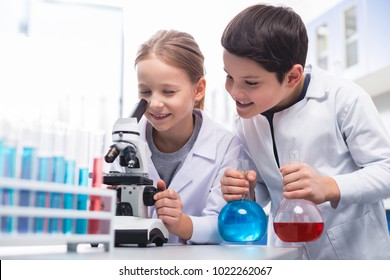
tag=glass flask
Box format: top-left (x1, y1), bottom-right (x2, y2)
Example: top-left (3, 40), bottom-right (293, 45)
top-left (218, 198), bottom-right (267, 242)
top-left (273, 198), bottom-right (324, 242)
top-left (273, 149), bottom-right (324, 242)
top-left (218, 159), bottom-right (267, 242)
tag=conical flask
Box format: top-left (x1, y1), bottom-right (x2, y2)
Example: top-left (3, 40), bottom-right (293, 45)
top-left (273, 149), bottom-right (324, 242)
top-left (218, 159), bottom-right (267, 242)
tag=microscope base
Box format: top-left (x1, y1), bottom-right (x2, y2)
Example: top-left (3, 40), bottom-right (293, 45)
top-left (114, 216), bottom-right (169, 247)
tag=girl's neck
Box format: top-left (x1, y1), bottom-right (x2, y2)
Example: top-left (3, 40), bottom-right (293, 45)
top-left (152, 113), bottom-right (195, 153)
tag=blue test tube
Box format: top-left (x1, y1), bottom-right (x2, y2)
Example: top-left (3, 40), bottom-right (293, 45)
top-left (1, 119), bottom-right (18, 233)
top-left (49, 124), bottom-right (66, 234)
top-left (0, 119), bottom-right (5, 204)
top-left (18, 121), bottom-right (37, 233)
top-left (34, 124), bottom-right (53, 234)
top-left (63, 125), bottom-right (76, 234)
top-left (75, 128), bottom-right (90, 234)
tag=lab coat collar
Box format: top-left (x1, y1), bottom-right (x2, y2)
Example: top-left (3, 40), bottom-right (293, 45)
top-left (304, 64), bottom-right (330, 100)
top-left (138, 109), bottom-right (216, 161)
top-left (190, 109), bottom-right (217, 161)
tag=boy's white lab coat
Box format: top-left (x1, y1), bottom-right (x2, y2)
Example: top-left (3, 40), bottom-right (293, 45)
top-left (112, 109), bottom-right (243, 244)
top-left (236, 65), bottom-right (390, 259)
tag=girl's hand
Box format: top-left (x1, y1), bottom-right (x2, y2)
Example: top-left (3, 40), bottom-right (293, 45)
top-left (153, 180), bottom-right (184, 230)
top-left (220, 167), bottom-right (256, 201)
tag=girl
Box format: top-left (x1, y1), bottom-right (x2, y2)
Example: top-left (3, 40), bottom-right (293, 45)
top-left (129, 30), bottom-right (242, 244)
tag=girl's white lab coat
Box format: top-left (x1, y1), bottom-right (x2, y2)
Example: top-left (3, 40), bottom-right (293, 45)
top-left (235, 65), bottom-right (390, 259)
top-left (113, 109), bottom-right (242, 244)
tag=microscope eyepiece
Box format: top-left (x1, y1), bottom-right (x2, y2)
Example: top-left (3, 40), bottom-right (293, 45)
top-left (130, 98), bottom-right (148, 122)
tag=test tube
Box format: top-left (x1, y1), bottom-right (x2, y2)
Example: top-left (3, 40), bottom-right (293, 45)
top-left (18, 120), bottom-right (38, 233)
top-left (1, 119), bottom-right (18, 233)
top-left (75, 128), bottom-right (90, 234)
top-left (34, 122), bottom-right (53, 233)
top-left (48, 123), bottom-right (66, 234)
top-left (62, 125), bottom-right (76, 234)
top-left (0, 118), bottom-right (5, 204)
top-left (88, 130), bottom-right (105, 234)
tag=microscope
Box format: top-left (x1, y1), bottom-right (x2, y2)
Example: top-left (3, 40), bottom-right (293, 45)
top-left (103, 99), bottom-right (168, 247)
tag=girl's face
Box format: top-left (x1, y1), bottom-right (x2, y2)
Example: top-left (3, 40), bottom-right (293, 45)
top-left (223, 50), bottom-right (295, 119)
top-left (136, 55), bottom-right (203, 134)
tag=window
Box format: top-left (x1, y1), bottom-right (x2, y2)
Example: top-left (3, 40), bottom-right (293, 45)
top-left (344, 6), bottom-right (358, 67)
top-left (316, 24), bottom-right (329, 70)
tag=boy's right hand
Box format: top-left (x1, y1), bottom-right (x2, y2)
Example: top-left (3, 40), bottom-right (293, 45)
top-left (220, 167), bottom-right (256, 202)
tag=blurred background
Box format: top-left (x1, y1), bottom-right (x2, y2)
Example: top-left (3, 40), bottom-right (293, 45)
top-left (0, 0), bottom-right (389, 136)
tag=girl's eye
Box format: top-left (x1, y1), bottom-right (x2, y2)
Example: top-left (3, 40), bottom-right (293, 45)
top-left (226, 74), bottom-right (233, 80)
top-left (139, 90), bottom-right (151, 95)
top-left (245, 81), bottom-right (258, 86)
top-left (163, 90), bottom-right (175, 94)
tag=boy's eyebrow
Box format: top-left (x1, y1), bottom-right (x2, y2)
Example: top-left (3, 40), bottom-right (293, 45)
top-left (223, 69), bottom-right (261, 79)
top-left (242, 75), bottom-right (261, 79)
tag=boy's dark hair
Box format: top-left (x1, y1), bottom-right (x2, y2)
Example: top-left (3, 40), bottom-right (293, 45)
top-left (221, 4), bottom-right (308, 83)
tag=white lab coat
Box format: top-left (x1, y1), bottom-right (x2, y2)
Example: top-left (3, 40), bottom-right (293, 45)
top-left (112, 109), bottom-right (243, 244)
top-left (235, 65), bottom-right (390, 259)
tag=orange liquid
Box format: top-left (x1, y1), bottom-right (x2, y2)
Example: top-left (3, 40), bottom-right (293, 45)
top-left (273, 222), bottom-right (324, 242)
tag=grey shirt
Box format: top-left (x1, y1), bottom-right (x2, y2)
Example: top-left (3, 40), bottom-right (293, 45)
top-left (146, 112), bottom-right (203, 187)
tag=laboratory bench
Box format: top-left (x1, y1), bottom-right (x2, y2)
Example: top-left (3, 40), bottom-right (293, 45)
top-left (0, 243), bottom-right (303, 260)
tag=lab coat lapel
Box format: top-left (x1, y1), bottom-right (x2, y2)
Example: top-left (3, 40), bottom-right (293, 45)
top-left (169, 110), bottom-right (217, 193)
top-left (169, 153), bottom-right (194, 193)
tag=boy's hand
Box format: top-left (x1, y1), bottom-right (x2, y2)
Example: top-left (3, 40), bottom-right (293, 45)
top-left (220, 167), bottom-right (256, 202)
top-left (279, 162), bottom-right (340, 205)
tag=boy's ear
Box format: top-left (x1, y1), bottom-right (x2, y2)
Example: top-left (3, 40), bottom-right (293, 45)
top-left (286, 64), bottom-right (304, 87)
top-left (194, 77), bottom-right (206, 101)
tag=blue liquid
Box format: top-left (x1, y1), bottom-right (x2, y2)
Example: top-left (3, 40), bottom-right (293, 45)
top-left (49, 156), bottom-right (65, 233)
top-left (75, 167), bottom-right (88, 234)
top-left (0, 140), bottom-right (4, 176)
top-left (0, 140), bottom-right (4, 208)
top-left (63, 160), bottom-right (75, 234)
top-left (18, 147), bottom-right (36, 233)
top-left (218, 200), bottom-right (267, 242)
top-left (1, 145), bottom-right (16, 233)
top-left (34, 157), bottom-right (51, 233)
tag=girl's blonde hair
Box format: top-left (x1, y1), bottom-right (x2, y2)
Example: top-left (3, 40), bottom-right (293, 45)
top-left (135, 30), bottom-right (205, 110)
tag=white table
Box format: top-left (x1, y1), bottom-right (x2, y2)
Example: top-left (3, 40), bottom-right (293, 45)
top-left (0, 243), bottom-right (303, 260)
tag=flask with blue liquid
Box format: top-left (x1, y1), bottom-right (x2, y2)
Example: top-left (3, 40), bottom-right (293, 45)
top-left (218, 159), bottom-right (267, 242)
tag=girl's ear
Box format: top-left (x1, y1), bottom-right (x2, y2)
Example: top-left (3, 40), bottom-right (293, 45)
top-left (194, 77), bottom-right (206, 102)
top-left (286, 64), bottom-right (304, 88)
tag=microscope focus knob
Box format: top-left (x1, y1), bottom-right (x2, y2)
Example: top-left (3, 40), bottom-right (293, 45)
top-left (143, 186), bottom-right (158, 206)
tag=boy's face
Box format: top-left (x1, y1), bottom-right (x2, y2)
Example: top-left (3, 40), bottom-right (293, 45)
top-left (223, 50), bottom-right (291, 119)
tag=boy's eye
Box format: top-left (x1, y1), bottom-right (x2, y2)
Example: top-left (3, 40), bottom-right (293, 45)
top-left (226, 74), bottom-right (233, 80)
top-left (163, 90), bottom-right (175, 94)
top-left (245, 81), bottom-right (258, 86)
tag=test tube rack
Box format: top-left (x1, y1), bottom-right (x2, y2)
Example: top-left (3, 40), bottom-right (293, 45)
top-left (0, 177), bottom-right (116, 252)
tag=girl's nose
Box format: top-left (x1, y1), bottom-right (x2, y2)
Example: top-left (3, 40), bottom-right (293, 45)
top-left (149, 96), bottom-right (164, 108)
